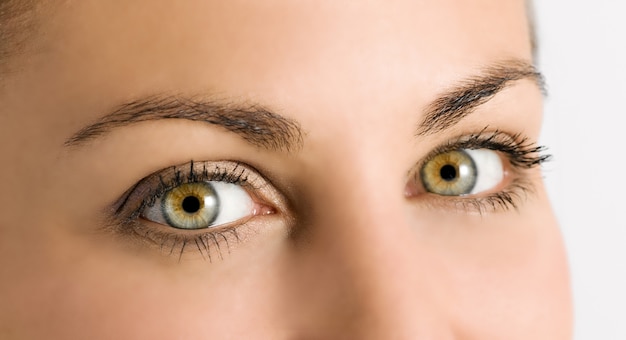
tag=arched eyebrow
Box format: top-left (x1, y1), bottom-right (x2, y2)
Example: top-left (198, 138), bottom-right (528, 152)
top-left (64, 96), bottom-right (304, 152)
top-left (65, 60), bottom-right (540, 151)
top-left (417, 59), bottom-right (545, 136)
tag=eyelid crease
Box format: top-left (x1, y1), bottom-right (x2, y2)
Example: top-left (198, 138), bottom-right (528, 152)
top-left (416, 127), bottom-right (551, 170)
top-left (101, 160), bottom-right (286, 261)
top-left (408, 128), bottom-right (550, 214)
top-left (108, 160), bottom-right (273, 225)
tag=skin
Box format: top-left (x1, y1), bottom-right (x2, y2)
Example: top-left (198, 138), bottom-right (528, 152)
top-left (0, 0), bottom-right (572, 339)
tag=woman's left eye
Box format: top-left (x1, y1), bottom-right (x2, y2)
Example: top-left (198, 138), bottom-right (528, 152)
top-left (142, 181), bottom-right (254, 230)
top-left (420, 149), bottom-right (504, 196)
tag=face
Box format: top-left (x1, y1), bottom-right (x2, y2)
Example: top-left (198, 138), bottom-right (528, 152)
top-left (0, 0), bottom-right (571, 339)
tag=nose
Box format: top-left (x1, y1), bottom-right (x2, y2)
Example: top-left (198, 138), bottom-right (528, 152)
top-left (281, 159), bottom-right (459, 339)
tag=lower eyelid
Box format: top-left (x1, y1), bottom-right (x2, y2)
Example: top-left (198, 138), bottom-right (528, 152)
top-left (116, 204), bottom-right (284, 260)
top-left (407, 143), bottom-right (539, 213)
top-left (408, 173), bottom-right (534, 214)
top-left (104, 160), bottom-right (289, 258)
top-left (127, 219), bottom-right (252, 260)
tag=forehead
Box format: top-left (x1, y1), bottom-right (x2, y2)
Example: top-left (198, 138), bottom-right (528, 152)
top-left (28, 0), bottom-right (531, 95)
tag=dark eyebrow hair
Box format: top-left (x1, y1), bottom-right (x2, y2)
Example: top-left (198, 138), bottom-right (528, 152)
top-left (64, 96), bottom-right (304, 152)
top-left (416, 59), bottom-right (545, 136)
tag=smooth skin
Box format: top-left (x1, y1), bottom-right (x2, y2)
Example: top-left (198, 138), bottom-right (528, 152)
top-left (0, 0), bottom-right (571, 339)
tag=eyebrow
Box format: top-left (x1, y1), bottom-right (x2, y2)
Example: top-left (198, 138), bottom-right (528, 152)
top-left (416, 59), bottom-right (545, 136)
top-left (64, 96), bottom-right (304, 152)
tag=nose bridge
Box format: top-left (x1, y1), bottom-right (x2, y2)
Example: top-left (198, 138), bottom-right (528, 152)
top-left (293, 151), bottom-right (455, 338)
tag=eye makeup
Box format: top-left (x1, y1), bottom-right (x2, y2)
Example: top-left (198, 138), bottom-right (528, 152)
top-left (106, 161), bottom-right (283, 261)
top-left (104, 128), bottom-right (550, 260)
top-left (406, 128), bottom-right (551, 214)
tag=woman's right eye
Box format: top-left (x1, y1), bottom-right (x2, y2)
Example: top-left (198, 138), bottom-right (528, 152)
top-left (109, 161), bottom-right (281, 259)
top-left (141, 181), bottom-right (256, 230)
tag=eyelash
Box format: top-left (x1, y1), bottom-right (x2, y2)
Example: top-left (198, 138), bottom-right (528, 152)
top-left (410, 128), bottom-right (550, 214)
top-left (108, 161), bottom-right (270, 261)
top-left (106, 129), bottom-right (550, 260)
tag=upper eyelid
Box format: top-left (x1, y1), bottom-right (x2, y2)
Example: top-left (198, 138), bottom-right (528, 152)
top-left (416, 129), bottom-right (514, 163)
top-left (109, 131), bottom-right (544, 217)
top-left (109, 161), bottom-right (271, 223)
top-left (407, 131), bottom-right (544, 213)
top-left (410, 129), bottom-right (548, 178)
top-left (98, 160), bottom-right (290, 261)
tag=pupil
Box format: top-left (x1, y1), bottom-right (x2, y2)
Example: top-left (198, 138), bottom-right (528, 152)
top-left (440, 164), bottom-right (457, 181)
top-left (181, 196), bottom-right (201, 213)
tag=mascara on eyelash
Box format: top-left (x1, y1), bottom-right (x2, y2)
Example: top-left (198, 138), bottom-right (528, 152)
top-left (412, 128), bottom-right (550, 214)
top-left (103, 160), bottom-right (274, 261)
top-left (432, 128), bottom-right (551, 168)
top-left (110, 161), bottom-right (257, 223)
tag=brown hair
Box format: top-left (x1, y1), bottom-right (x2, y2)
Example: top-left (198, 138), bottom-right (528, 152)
top-left (526, 0), bottom-right (539, 59)
top-left (0, 0), bottom-right (38, 71)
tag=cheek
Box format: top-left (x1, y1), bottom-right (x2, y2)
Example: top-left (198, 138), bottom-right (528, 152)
top-left (0, 187), bottom-right (571, 339)
top-left (435, 200), bottom-right (571, 338)
top-left (0, 224), bottom-right (287, 339)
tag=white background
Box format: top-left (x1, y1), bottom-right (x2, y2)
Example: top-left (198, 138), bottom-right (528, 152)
top-left (535, 1), bottom-right (626, 339)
